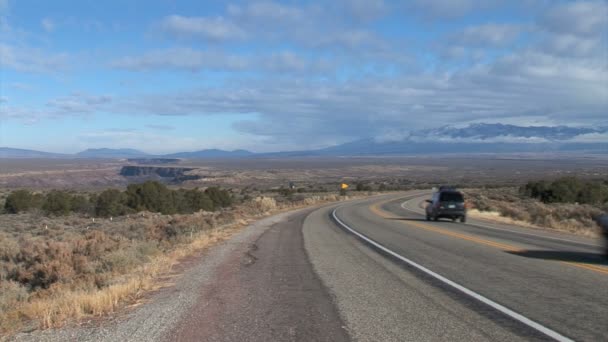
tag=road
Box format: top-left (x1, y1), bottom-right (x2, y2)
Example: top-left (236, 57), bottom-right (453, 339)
top-left (14, 192), bottom-right (607, 342)
top-left (314, 192), bottom-right (607, 341)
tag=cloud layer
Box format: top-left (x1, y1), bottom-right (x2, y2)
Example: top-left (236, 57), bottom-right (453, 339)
top-left (1, 0), bottom-right (607, 152)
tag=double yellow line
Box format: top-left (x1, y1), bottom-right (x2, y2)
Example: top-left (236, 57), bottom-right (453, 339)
top-left (369, 199), bottom-right (608, 276)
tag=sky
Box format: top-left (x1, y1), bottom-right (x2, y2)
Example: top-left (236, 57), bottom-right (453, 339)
top-left (0, 0), bottom-right (606, 154)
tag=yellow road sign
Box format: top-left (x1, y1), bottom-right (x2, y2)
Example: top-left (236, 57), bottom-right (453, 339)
top-left (341, 183), bottom-right (349, 189)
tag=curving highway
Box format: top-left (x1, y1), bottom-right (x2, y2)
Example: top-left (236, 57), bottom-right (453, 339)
top-left (305, 192), bottom-right (607, 342)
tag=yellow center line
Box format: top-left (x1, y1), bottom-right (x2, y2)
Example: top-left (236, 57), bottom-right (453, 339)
top-left (561, 262), bottom-right (608, 275)
top-left (368, 199), bottom-right (608, 276)
top-left (369, 201), bottom-right (522, 252)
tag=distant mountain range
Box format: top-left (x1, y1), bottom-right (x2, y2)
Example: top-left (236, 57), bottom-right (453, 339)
top-left (2, 124), bottom-right (607, 158)
top-left (0, 147), bottom-right (70, 158)
top-left (76, 148), bottom-right (150, 158)
top-left (407, 123), bottom-right (603, 142)
top-left (0, 147), bottom-right (256, 159)
top-left (164, 149), bottom-right (254, 158)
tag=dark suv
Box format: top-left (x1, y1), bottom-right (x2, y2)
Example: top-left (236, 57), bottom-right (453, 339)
top-left (425, 188), bottom-right (466, 222)
top-left (598, 214), bottom-right (608, 258)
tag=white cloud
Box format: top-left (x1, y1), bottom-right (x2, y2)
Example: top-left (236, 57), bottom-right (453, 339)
top-left (0, 43), bottom-right (68, 73)
top-left (314, 29), bottom-right (385, 50)
top-left (227, 1), bottom-right (305, 23)
top-left (408, 0), bottom-right (500, 18)
top-left (534, 1), bottom-right (607, 60)
top-left (146, 124), bottom-right (175, 130)
top-left (157, 1), bottom-right (389, 52)
top-left (541, 1), bottom-right (608, 37)
top-left (569, 132), bottom-right (608, 143)
top-left (456, 23), bottom-right (523, 46)
top-left (111, 48), bottom-right (333, 74)
top-left (336, 0), bottom-right (388, 22)
top-left (46, 93), bottom-right (112, 116)
top-left (159, 15), bottom-right (246, 41)
top-left (41, 18), bottom-right (55, 32)
top-left (110, 48), bottom-right (249, 72)
top-left (9, 82), bottom-right (32, 90)
top-left (0, 0), bottom-right (8, 14)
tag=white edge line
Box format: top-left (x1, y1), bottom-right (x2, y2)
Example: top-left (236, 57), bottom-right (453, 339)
top-left (400, 197), bottom-right (599, 248)
top-left (331, 208), bottom-right (574, 342)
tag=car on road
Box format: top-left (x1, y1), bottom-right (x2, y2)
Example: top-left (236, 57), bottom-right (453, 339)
top-left (598, 214), bottom-right (608, 258)
top-left (426, 188), bottom-right (466, 222)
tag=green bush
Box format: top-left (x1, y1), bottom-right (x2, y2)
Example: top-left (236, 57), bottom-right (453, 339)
top-left (180, 188), bottom-right (214, 213)
top-left (70, 194), bottom-right (92, 214)
top-left (42, 190), bottom-right (73, 216)
top-left (205, 186), bottom-right (232, 209)
top-left (521, 177), bottom-right (608, 205)
top-left (96, 189), bottom-right (129, 217)
top-left (126, 181), bottom-right (176, 214)
top-left (3, 181), bottom-right (233, 218)
top-left (356, 182), bottom-right (371, 191)
top-left (4, 190), bottom-right (34, 214)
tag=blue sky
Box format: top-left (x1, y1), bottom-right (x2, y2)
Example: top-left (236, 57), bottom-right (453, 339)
top-left (0, 0), bottom-right (606, 153)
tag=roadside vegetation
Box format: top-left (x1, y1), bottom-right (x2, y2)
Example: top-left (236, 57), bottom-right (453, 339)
top-left (3, 181), bottom-right (232, 217)
top-left (0, 181), bottom-right (357, 335)
top-left (520, 177), bottom-right (608, 206)
top-left (464, 177), bottom-right (607, 237)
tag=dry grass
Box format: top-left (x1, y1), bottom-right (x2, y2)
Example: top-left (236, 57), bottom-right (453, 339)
top-left (0, 192), bottom-right (357, 336)
top-left (464, 188), bottom-right (604, 237)
top-left (16, 227), bottom-right (235, 330)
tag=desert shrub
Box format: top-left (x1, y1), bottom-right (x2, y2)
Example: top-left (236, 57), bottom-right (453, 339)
top-left (126, 181), bottom-right (177, 214)
top-left (251, 196), bottom-right (277, 212)
top-left (205, 186), bottom-right (232, 209)
top-left (4, 190), bottom-right (35, 214)
top-left (0, 281), bottom-right (28, 312)
top-left (2, 182), bottom-right (235, 219)
top-left (6, 240), bottom-right (76, 290)
top-left (277, 187), bottom-right (295, 197)
top-left (42, 190), bottom-right (73, 216)
top-left (70, 194), bottom-right (92, 214)
top-left (178, 188), bottom-right (214, 213)
top-left (135, 241), bottom-right (160, 261)
top-left (95, 189), bottom-right (129, 217)
top-left (465, 187), bottom-right (603, 236)
top-left (356, 182), bottom-right (372, 191)
top-left (521, 177), bottom-right (608, 205)
top-left (100, 248), bottom-right (139, 273)
top-left (0, 233), bottom-right (20, 262)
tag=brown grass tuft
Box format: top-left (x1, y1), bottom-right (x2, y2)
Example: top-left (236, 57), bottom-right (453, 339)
top-left (464, 188), bottom-right (603, 237)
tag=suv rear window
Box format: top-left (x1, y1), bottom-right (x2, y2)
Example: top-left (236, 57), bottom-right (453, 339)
top-left (440, 192), bottom-right (464, 202)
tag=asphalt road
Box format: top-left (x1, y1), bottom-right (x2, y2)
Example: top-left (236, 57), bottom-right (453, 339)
top-left (13, 193), bottom-right (607, 342)
top-left (313, 192), bottom-right (607, 342)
